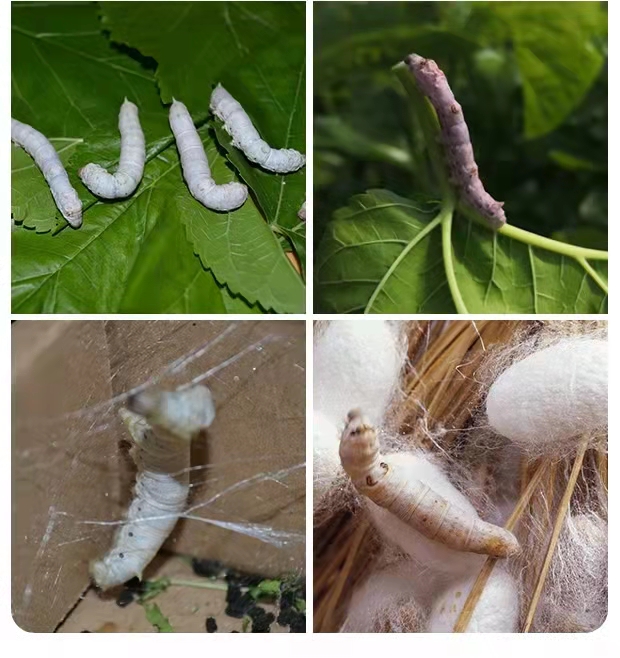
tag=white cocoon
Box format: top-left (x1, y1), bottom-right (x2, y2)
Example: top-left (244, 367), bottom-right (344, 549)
top-left (313, 411), bottom-right (341, 496)
top-left (341, 562), bottom-right (426, 633)
top-left (486, 338), bottom-right (607, 449)
top-left (427, 567), bottom-right (519, 633)
top-left (365, 452), bottom-right (486, 578)
top-left (313, 320), bottom-right (405, 497)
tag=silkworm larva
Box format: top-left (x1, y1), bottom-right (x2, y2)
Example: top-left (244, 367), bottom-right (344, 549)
top-left (404, 54), bottom-right (506, 229)
top-left (210, 84), bottom-right (306, 174)
top-left (79, 99), bottom-right (145, 199)
top-left (169, 99), bottom-right (248, 212)
top-left (339, 409), bottom-right (520, 558)
top-left (90, 386), bottom-right (215, 590)
top-left (11, 118), bottom-right (82, 227)
top-left (298, 201), bottom-right (306, 221)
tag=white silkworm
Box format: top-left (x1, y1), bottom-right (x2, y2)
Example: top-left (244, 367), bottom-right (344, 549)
top-left (169, 99), bottom-right (248, 212)
top-left (11, 118), bottom-right (82, 227)
top-left (340, 410), bottom-right (520, 559)
top-left (427, 567), bottom-right (520, 632)
top-left (79, 99), bottom-right (145, 199)
top-left (298, 201), bottom-right (306, 221)
top-left (486, 338), bottom-right (608, 451)
top-left (210, 84), bottom-right (306, 174)
top-left (405, 54), bottom-right (506, 229)
top-left (90, 386), bottom-right (215, 590)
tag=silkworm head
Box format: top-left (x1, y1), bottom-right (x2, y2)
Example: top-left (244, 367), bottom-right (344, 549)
top-left (339, 409), bottom-right (381, 482)
top-left (128, 386), bottom-right (215, 440)
top-left (54, 189), bottom-right (82, 228)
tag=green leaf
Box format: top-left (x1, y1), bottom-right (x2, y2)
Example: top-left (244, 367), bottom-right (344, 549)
top-left (494, 1), bottom-right (606, 139)
top-left (248, 579), bottom-right (281, 601)
top-left (142, 602), bottom-right (174, 633)
top-left (138, 578), bottom-right (171, 603)
top-left (11, 2), bottom-right (303, 313)
top-left (100, 1), bottom-right (305, 107)
top-left (315, 189), bottom-right (608, 314)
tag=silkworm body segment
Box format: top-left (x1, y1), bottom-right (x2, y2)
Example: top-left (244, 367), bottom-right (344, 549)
top-left (405, 54), bottom-right (506, 229)
top-left (210, 84), bottom-right (305, 174)
top-left (11, 118), bottom-right (83, 227)
top-left (79, 99), bottom-right (145, 199)
top-left (340, 410), bottom-right (519, 558)
top-left (169, 99), bottom-right (248, 212)
top-left (90, 386), bottom-right (215, 590)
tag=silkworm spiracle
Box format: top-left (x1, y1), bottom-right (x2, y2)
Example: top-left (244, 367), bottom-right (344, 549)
top-left (79, 99), bottom-right (145, 199)
top-left (405, 54), bottom-right (506, 229)
top-left (11, 118), bottom-right (82, 227)
top-left (169, 99), bottom-right (248, 212)
top-left (339, 409), bottom-right (520, 559)
top-left (90, 386), bottom-right (215, 590)
top-left (210, 84), bottom-right (306, 174)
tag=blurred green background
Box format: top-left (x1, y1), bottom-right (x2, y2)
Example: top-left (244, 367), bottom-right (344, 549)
top-left (314, 1), bottom-right (608, 252)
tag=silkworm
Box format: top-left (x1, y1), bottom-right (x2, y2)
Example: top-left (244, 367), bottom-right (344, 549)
top-left (210, 84), bottom-right (305, 174)
top-left (486, 338), bottom-right (608, 452)
top-left (90, 385), bottom-right (215, 590)
top-left (339, 409), bottom-right (520, 558)
top-left (313, 321), bottom-right (405, 501)
top-left (11, 118), bottom-right (82, 227)
top-left (298, 201), bottom-right (306, 221)
top-left (79, 99), bottom-right (145, 199)
top-left (404, 54), bottom-right (506, 229)
top-left (169, 99), bottom-right (248, 212)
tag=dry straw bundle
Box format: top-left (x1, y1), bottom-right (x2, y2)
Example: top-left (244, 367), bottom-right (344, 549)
top-left (313, 320), bottom-right (608, 633)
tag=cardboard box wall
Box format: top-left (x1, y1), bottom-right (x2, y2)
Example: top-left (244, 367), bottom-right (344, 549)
top-left (12, 320), bottom-right (305, 632)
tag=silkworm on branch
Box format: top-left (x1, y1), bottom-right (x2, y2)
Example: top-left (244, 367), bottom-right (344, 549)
top-left (169, 99), bottom-right (248, 212)
top-left (11, 118), bottom-right (82, 227)
top-left (79, 99), bottom-right (145, 199)
top-left (339, 409), bottom-right (520, 559)
top-left (210, 84), bottom-right (306, 174)
top-left (90, 385), bottom-right (215, 590)
top-left (404, 54), bottom-right (506, 229)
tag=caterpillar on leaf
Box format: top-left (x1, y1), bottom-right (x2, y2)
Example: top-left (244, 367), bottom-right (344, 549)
top-left (404, 54), bottom-right (506, 229)
top-left (79, 99), bottom-right (145, 199)
top-left (11, 118), bottom-right (82, 227)
top-left (210, 84), bottom-right (306, 174)
top-left (169, 99), bottom-right (248, 212)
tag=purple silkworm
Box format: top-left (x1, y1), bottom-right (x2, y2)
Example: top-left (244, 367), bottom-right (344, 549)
top-left (405, 54), bottom-right (506, 229)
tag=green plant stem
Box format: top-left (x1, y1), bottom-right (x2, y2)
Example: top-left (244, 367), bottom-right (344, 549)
top-left (440, 205), bottom-right (468, 313)
top-left (576, 256), bottom-right (609, 294)
top-left (499, 222), bottom-right (608, 261)
top-left (167, 578), bottom-right (229, 592)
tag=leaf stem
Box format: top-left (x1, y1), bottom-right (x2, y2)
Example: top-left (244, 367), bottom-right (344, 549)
top-left (167, 578), bottom-right (229, 592)
top-left (440, 204), bottom-right (468, 314)
top-left (498, 222), bottom-right (608, 261)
